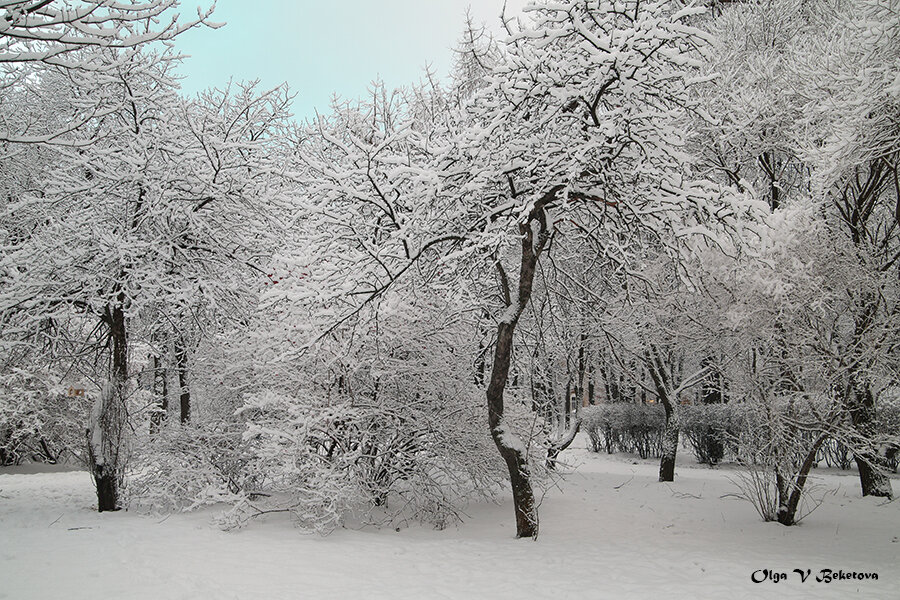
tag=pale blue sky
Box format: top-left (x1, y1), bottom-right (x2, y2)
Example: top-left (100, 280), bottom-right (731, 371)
top-left (173, 1), bottom-right (527, 121)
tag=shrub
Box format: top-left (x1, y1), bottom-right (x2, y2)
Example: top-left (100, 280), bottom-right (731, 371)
top-left (126, 384), bottom-right (509, 534)
top-left (126, 422), bottom-right (249, 512)
top-left (0, 367), bottom-right (89, 465)
top-left (680, 403), bottom-right (746, 466)
top-left (817, 438), bottom-right (854, 470)
top-left (582, 403), bottom-right (664, 458)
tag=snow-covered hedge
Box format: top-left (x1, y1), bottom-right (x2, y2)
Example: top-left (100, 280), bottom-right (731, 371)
top-left (582, 402), bottom-right (749, 465)
top-left (679, 403), bottom-right (747, 465)
top-left (126, 383), bottom-right (511, 534)
top-left (581, 403), bottom-right (665, 458)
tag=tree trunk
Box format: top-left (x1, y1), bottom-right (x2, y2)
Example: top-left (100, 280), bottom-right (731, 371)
top-left (174, 332), bottom-right (190, 424)
top-left (839, 164), bottom-right (895, 498)
top-left (758, 150), bottom-right (780, 210)
top-left (587, 366), bottom-right (596, 405)
top-left (776, 434), bottom-right (827, 526)
top-left (87, 301), bottom-right (128, 512)
top-left (645, 348), bottom-right (679, 482)
top-left (149, 351), bottom-right (168, 434)
top-left (659, 401), bottom-right (678, 482)
top-left (485, 188), bottom-right (554, 539)
top-left (848, 381), bottom-right (893, 498)
top-left (547, 418), bottom-right (581, 470)
top-left (577, 332), bottom-right (587, 409)
top-left (94, 471), bottom-right (119, 511)
top-left (488, 321), bottom-right (538, 538)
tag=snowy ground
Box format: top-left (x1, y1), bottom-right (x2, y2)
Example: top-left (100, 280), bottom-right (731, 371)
top-left (2, 439), bottom-right (898, 600)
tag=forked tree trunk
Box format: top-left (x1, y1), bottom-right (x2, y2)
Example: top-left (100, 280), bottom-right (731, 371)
top-left (776, 434), bottom-right (828, 526)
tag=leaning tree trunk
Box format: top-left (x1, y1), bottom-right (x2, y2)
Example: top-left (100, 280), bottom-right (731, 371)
top-left (485, 188), bottom-right (555, 539)
top-left (87, 301), bottom-right (128, 512)
top-left (776, 434), bottom-right (828, 526)
top-left (547, 417), bottom-right (581, 470)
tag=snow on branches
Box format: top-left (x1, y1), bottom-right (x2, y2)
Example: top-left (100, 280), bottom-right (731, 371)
top-left (0, 1), bottom-right (218, 67)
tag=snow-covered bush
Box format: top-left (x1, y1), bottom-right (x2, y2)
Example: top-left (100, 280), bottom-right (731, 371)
top-left (680, 403), bottom-right (747, 466)
top-left (584, 402), bottom-right (752, 466)
top-left (728, 394), bottom-right (833, 526)
top-left (0, 367), bottom-right (89, 465)
top-left (582, 403), bottom-right (665, 458)
top-left (228, 386), bottom-right (504, 534)
top-left (126, 422), bottom-right (249, 513)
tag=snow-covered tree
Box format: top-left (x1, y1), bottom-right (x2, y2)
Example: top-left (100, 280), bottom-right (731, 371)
top-left (792, 0), bottom-right (900, 499)
top-left (598, 255), bottom-right (725, 482)
top-left (0, 0), bottom-right (216, 67)
top-left (283, 0), bottom-right (759, 538)
top-left (0, 45), bottom-right (293, 510)
top-left (692, 0), bottom-right (815, 209)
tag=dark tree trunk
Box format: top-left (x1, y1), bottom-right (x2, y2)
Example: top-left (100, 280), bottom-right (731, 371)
top-left (659, 402), bottom-right (678, 482)
top-left (587, 365), bottom-right (596, 405)
top-left (485, 187), bottom-right (556, 539)
top-left (576, 332), bottom-right (587, 410)
top-left (645, 346), bottom-right (678, 482)
top-left (174, 333), bottom-right (190, 424)
top-left (488, 321), bottom-right (538, 538)
top-left (776, 435), bottom-right (827, 526)
top-left (848, 380), bottom-right (892, 498)
top-left (606, 367), bottom-right (620, 402)
top-left (88, 300), bottom-right (128, 512)
top-left (94, 470), bottom-right (119, 512)
top-left (758, 150), bottom-right (780, 210)
top-left (149, 352), bottom-right (168, 434)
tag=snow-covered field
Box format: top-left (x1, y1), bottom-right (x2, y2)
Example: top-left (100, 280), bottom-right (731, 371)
top-left (2, 440), bottom-right (897, 600)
